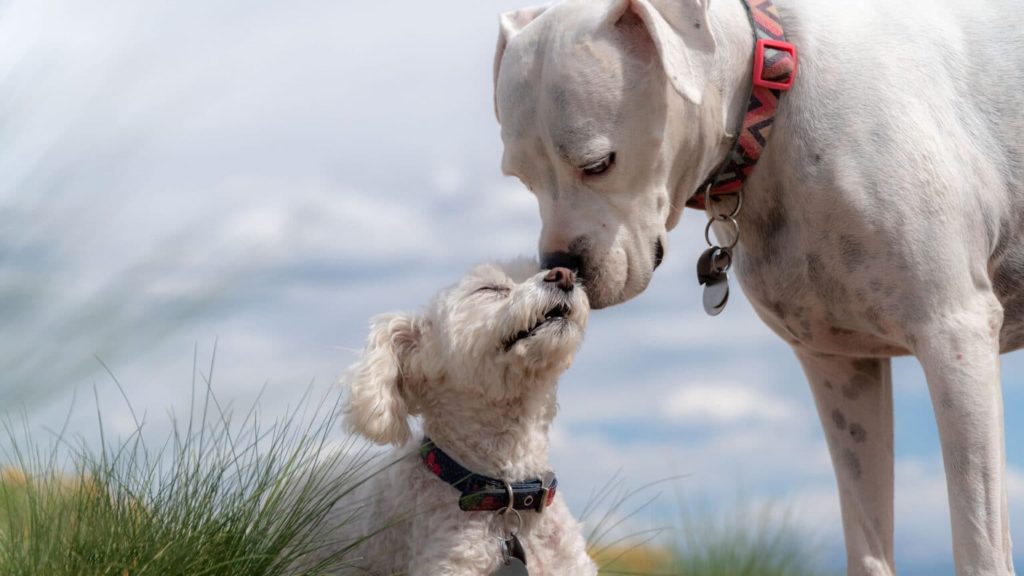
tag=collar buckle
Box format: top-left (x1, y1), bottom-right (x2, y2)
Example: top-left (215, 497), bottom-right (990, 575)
top-left (534, 471), bottom-right (555, 513)
top-left (752, 38), bottom-right (798, 91)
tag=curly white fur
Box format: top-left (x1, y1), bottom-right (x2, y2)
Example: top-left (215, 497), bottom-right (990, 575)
top-left (316, 259), bottom-right (596, 576)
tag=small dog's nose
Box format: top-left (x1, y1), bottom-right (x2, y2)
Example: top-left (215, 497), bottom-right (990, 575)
top-left (544, 267), bottom-right (576, 292)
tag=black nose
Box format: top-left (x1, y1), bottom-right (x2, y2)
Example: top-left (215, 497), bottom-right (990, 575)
top-left (541, 251), bottom-right (582, 274)
top-left (544, 267), bottom-right (576, 292)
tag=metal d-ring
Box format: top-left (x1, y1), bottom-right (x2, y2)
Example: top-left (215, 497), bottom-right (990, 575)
top-left (496, 507), bottom-right (523, 540)
top-left (704, 186), bottom-right (743, 220)
top-left (704, 215), bottom-right (740, 250)
top-left (495, 480), bottom-right (523, 538)
top-left (502, 480), bottom-right (514, 513)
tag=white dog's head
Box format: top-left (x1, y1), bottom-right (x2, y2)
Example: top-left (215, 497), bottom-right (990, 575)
top-left (343, 259), bottom-right (589, 446)
top-left (494, 0), bottom-right (729, 308)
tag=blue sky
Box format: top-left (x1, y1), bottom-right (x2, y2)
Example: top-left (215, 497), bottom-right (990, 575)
top-left (0, 1), bottom-right (1020, 573)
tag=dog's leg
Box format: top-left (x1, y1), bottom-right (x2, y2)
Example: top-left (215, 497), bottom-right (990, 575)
top-left (913, 296), bottom-right (1015, 576)
top-left (797, 352), bottom-right (895, 576)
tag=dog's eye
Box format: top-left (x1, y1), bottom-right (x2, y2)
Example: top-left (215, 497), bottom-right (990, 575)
top-left (474, 285), bottom-right (511, 296)
top-left (581, 153), bottom-right (615, 177)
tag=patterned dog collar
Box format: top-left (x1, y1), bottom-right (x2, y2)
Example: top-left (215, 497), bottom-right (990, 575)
top-left (688, 0), bottom-right (798, 210)
top-left (420, 437), bottom-right (558, 513)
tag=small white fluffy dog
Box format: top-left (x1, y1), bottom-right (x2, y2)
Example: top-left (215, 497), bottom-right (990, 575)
top-left (321, 260), bottom-right (596, 576)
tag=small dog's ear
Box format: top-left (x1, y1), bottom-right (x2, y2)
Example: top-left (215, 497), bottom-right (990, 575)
top-left (343, 313), bottom-right (426, 446)
top-left (619, 0), bottom-right (716, 104)
top-left (493, 4), bottom-right (549, 121)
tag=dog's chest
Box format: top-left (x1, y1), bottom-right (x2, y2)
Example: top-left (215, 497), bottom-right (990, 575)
top-left (728, 176), bottom-right (1024, 356)
top-left (725, 191), bottom-right (914, 357)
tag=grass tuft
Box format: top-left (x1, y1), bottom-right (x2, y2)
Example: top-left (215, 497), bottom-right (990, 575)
top-left (0, 354), bottom-right (388, 576)
top-left (587, 475), bottom-right (834, 576)
top-left (669, 499), bottom-right (832, 576)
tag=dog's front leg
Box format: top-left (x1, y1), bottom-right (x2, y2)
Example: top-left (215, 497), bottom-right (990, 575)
top-left (797, 351), bottom-right (895, 576)
top-left (914, 298), bottom-right (1015, 576)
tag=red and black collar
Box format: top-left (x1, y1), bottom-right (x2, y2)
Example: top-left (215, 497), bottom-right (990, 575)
top-left (420, 437), bottom-right (558, 513)
top-left (688, 0), bottom-right (797, 210)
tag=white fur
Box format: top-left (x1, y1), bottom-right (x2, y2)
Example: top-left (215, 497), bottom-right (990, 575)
top-left (319, 260), bottom-right (596, 576)
top-left (494, 0), bottom-right (1022, 574)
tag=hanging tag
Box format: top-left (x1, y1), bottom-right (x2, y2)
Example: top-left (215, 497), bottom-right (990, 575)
top-left (697, 246), bottom-right (731, 316)
top-left (696, 247), bottom-right (721, 286)
top-left (508, 534), bottom-right (527, 565)
top-left (491, 557), bottom-right (528, 576)
top-left (703, 273), bottom-right (730, 316)
top-left (491, 534), bottom-right (529, 576)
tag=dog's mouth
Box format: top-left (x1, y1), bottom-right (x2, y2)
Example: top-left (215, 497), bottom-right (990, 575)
top-left (502, 303), bottom-right (572, 351)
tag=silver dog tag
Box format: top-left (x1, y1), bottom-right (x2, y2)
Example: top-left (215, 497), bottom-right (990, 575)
top-left (491, 534), bottom-right (529, 576)
top-left (697, 246), bottom-right (731, 316)
top-left (491, 557), bottom-right (528, 576)
top-left (703, 274), bottom-right (730, 316)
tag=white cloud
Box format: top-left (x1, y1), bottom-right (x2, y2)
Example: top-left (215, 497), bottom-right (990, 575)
top-left (221, 182), bottom-right (440, 263)
top-left (664, 383), bottom-right (795, 424)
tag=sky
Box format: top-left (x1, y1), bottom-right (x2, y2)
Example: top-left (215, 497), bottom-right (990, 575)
top-left (0, 1), bottom-right (1021, 573)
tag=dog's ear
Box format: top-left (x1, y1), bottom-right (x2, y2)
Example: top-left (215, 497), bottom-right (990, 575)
top-left (493, 4), bottom-right (549, 121)
top-left (619, 0), bottom-right (716, 104)
top-left (343, 312), bottom-right (426, 446)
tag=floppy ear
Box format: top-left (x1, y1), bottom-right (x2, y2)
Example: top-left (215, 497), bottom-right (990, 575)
top-left (493, 4), bottom-right (549, 120)
top-left (621, 0), bottom-right (716, 104)
top-left (342, 313), bottom-right (425, 446)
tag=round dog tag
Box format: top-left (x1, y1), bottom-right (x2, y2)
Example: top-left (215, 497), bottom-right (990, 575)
top-left (702, 274), bottom-right (730, 316)
top-left (491, 557), bottom-right (529, 576)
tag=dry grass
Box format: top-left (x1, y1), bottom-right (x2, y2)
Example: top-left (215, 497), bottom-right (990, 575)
top-left (596, 544), bottom-right (675, 575)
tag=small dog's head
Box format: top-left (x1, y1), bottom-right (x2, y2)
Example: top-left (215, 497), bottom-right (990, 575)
top-left (342, 259), bottom-right (589, 446)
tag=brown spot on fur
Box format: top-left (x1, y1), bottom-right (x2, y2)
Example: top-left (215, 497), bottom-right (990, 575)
top-left (849, 423), bottom-right (867, 443)
top-left (842, 374), bottom-right (874, 400)
top-left (831, 409), bottom-right (847, 430)
top-left (852, 359), bottom-right (880, 378)
top-left (838, 235), bottom-right (866, 271)
top-left (751, 195), bottom-right (788, 265)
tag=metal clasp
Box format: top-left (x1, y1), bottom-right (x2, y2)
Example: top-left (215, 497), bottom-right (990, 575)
top-left (535, 471), bottom-right (555, 513)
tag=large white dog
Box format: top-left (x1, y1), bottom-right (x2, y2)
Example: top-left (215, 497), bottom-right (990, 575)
top-left (492, 0), bottom-right (1022, 574)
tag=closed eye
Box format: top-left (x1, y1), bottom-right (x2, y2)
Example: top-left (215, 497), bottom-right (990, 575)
top-left (581, 152), bottom-right (616, 177)
top-left (474, 285), bottom-right (511, 297)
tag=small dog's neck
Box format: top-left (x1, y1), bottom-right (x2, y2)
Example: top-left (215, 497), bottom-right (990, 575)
top-left (420, 374), bottom-right (560, 481)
